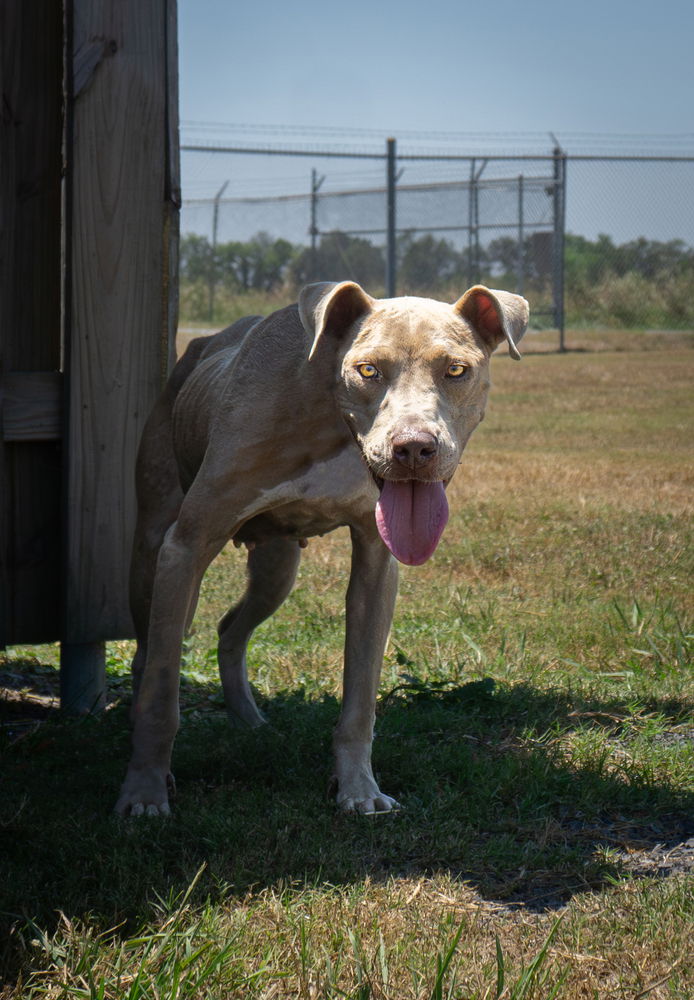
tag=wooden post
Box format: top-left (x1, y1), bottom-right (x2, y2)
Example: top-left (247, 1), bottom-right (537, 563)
top-left (61, 0), bottom-right (179, 709)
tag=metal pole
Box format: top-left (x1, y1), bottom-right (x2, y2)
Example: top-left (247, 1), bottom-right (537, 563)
top-left (552, 147), bottom-right (566, 351)
top-left (466, 159), bottom-right (487, 284)
top-left (209, 179), bottom-right (229, 322)
top-left (470, 159), bottom-right (488, 283)
top-left (467, 159), bottom-right (475, 287)
top-left (473, 172), bottom-right (480, 280)
top-left (385, 137), bottom-right (397, 297)
top-left (310, 169), bottom-right (318, 260)
top-left (310, 168), bottom-right (325, 280)
top-left (517, 174), bottom-right (525, 297)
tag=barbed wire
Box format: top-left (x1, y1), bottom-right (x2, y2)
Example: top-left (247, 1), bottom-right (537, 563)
top-left (181, 121), bottom-right (694, 156)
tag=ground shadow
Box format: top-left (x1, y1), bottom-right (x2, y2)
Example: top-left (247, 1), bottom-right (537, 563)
top-left (1, 669), bottom-right (692, 981)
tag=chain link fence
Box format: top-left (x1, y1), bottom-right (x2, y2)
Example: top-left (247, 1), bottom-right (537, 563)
top-left (180, 141), bottom-right (694, 339)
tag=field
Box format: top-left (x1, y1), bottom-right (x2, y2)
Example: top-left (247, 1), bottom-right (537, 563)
top-left (1, 327), bottom-right (693, 999)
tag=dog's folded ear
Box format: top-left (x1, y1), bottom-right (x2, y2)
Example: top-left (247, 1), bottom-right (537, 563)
top-left (300, 281), bottom-right (374, 360)
top-left (454, 285), bottom-right (529, 360)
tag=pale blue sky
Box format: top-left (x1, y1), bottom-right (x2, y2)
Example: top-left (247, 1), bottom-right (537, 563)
top-left (179, 0), bottom-right (693, 139)
top-left (177, 0), bottom-right (694, 245)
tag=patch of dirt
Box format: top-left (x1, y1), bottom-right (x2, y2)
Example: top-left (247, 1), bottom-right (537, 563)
top-left (0, 683), bottom-right (59, 716)
top-left (616, 836), bottom-right (694, 879)
top-left (568, 811), bottom-right (694, 880)
top-left (0, 663), bottom-right (60, 720)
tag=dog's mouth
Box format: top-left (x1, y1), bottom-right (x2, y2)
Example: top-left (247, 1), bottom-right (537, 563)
top-left (351, 413), bottom-right (452, 565)
top-left (374, 478), bottom-right (449, 566)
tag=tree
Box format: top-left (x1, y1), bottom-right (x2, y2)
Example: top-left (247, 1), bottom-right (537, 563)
top-left (245, 233), bottom-right (295, 291)
top-left (290, 232), bottom-right (385, 289)
top-left (398, 233), bottom-right (462, 292)
top-left (486, 236), bottom-right (520, 279)
top-left (616, 238), bottom-right (694, 280)
top-left (180, 233), bottom-right (217, 284)
top-left (180, 232), bottom-right (296, 293)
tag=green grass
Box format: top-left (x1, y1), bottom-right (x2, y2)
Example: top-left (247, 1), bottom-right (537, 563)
top-left (1, 329), bottom-right (693, 998)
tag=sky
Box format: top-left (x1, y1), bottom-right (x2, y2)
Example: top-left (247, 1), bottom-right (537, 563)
top-left (179, 0), bottom-right (693, 141)
top-left (177, 0), bottom-right (694, 244)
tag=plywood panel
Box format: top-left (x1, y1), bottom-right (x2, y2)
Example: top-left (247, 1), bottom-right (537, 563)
top-left (0, 0), bottom-right (63, 646)
top-left (3, 373), bottom-right (62, 442)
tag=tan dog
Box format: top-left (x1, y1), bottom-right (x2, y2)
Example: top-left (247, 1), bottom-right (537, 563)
top-left (116, 281), bottom-right (529, 817)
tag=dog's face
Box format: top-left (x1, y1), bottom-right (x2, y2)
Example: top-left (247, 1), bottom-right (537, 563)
top-left (338, 298), bottom-right (491, 483)
top-left (300, 281), bottom-right (529, 564)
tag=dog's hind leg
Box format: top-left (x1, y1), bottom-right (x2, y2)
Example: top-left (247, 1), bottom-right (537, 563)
top-left (127, 339), bottom-right (209, 711)
top-left (217, 537), bottom-right (302, 727)
top-left (117, 507), bottom-right (228, 817)
top-left (129, 493), bottom-right (182, 711)
top-left (129, 471), bottom-right (184, 715)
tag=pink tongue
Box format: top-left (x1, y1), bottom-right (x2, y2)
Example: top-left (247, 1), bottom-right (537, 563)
top-left (375, 481), bottom-right (449, 565)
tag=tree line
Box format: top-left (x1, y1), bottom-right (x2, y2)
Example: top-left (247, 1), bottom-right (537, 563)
top-left (180, 229), bottom-right (694, 326)
top-left (181, 230), bottom-right (693, 291)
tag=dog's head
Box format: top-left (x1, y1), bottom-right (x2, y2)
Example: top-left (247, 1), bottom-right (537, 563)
top-left (300, 281), bottom-right (529, 565)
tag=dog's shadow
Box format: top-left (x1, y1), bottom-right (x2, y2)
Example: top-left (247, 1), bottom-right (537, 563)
top-left (1, 670), bottom-right (692, 969)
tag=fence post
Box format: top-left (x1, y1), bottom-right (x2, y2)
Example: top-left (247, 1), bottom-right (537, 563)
top-left (467, 159), bottom-right (487, 284)
top-left (552, 147), bottom-right (566, 351)
top-left (385, 137), bottom-right (397, 296)
top-left (466, 156), bottom-right (477, 288)
top-left (517, 174), bottom-right (525, 297)
top-left (209, 179), bottom-right (228, 322)
top-left (60, 642), bottom-right (106, 714)
top-left (310, 168), bottom-right (324, 281)
top-left (472, 166), bottom-right (480, 281)
top-left (61, 0), bottom-right (179, 712)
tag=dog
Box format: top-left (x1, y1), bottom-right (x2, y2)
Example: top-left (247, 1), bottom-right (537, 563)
top-left (115, 281), bottom-right (529, 817)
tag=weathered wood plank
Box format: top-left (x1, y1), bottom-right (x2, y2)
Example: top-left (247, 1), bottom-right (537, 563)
top-left (163, 0), bottom-right (182, 384)
top-left (0, 0), bottom-right (63, 647)
top-left (2, 372), bottom-right (62, 442)
top-left (8, 443), bottom-right (62, 643)
top-left (64, 0), bottom-right (179, 643)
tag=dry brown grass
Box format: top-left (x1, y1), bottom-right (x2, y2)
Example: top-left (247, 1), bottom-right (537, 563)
top-left (219, 874), bottom-right (692, 999)
top-left (19, 874), bottom-right (688, 999)
top-left (470, 341), bottom-right (693, 512)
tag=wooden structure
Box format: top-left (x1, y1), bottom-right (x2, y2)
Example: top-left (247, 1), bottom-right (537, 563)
top-left (1, 1), bottom-right (179, 710)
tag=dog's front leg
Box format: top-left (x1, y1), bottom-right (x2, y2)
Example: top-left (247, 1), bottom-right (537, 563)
top-left (333, 524), bottom-right (399, 814)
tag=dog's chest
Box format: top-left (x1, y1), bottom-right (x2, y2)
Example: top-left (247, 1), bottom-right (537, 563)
top-left (233, 449), bottom-right (377, 545)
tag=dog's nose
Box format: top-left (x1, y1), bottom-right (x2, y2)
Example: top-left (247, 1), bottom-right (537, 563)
top-left (392, 430), bottom-right (439, 470)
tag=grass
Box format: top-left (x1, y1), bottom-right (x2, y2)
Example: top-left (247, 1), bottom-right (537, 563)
top-left (1, 327), bottom-right (693, 998)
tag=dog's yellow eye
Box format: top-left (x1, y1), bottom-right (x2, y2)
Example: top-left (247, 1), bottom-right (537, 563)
top-left (446, 362), bottom-right (468, 378)
top-left (356, 363), bottom-right (379, 379)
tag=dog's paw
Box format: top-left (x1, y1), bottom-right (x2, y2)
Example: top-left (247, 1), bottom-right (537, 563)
top-left (114, 767), bottom-right (175, 818)
top-left (339, 791), bottom-right (401, 816)
top-left (225, 700), bottom-right (267, 729)
top-left (332, 748), bottom-right (400, 815)
top-left (333, 773), bottom-right (400, 815)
